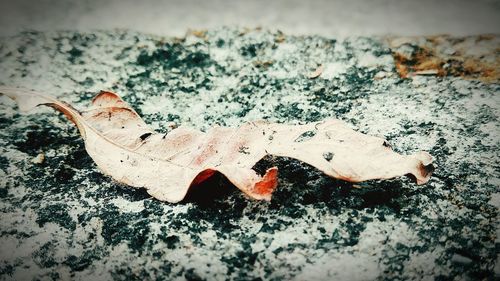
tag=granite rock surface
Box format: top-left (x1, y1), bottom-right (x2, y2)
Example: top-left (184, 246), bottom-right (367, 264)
top-left (0, 28), bottom-right (498, 280)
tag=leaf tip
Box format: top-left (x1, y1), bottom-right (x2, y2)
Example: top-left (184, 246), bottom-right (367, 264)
top-left (412, 151), bottom-right (435, 185)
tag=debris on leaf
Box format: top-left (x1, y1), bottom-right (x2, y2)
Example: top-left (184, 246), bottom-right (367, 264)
top-left (308, 64), bottom-right (324, 79)
top-left (0, 87), bottom-right (435, 203)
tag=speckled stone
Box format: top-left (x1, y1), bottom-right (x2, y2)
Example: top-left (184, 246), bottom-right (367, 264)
top-left (0, 28), bottom-right (498, 281)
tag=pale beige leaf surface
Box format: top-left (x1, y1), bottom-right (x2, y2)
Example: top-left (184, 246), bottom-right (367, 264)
top-left (0, 87), bottom-right (434, 203)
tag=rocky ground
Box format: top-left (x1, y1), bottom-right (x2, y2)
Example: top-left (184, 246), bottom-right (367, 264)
top-left (0, 28), bottom-right (498, 280)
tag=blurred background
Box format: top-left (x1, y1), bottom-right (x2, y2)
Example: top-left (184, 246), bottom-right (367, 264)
top-left (0, 0), bottom-right (499, 37)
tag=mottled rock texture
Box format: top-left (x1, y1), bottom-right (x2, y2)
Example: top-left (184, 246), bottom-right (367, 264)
top-left (0, 28), bottom-right (498, 280)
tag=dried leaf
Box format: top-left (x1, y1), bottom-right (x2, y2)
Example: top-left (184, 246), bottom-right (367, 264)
top-left (390, 35), bottom-right (500, 82)
top-left (0, 87), bottom-right (434, 203)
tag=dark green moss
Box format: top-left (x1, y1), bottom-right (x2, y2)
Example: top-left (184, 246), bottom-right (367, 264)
top-left (36, 204), bottom-right (76, 231)
top-left (0, 264), bottom-right (13, 276)
top-left (184, 268), bottom-right (205, 281)
top-left (111, 266), bottom-right (152, 281)
top-left (0, 155), bottom-right (9, 171)
top-left (142, 200), bottom-right (164, 216)
top-left (0, 188), bottom-right (7, 198)
top-left (13, 124), bottom-right (75, 156)
top-left (98, 205), bottom-right (150, 251)
top-left (1, 229), bottom-right (32, 239)
top-left (158, 233), bottom-right (180, 249)
top-left (33, 242), bottom-right (58, 268)
top-left (136, 43), bottom-right (213, 70)
top-left (67, 47), bottom-right (83, 63)
top-left (240, 42), bottom-right (268, 58)
top-left (221, 249), bottom-right (259, 277)
top-left (63, 248), bottom-right (103, 271)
